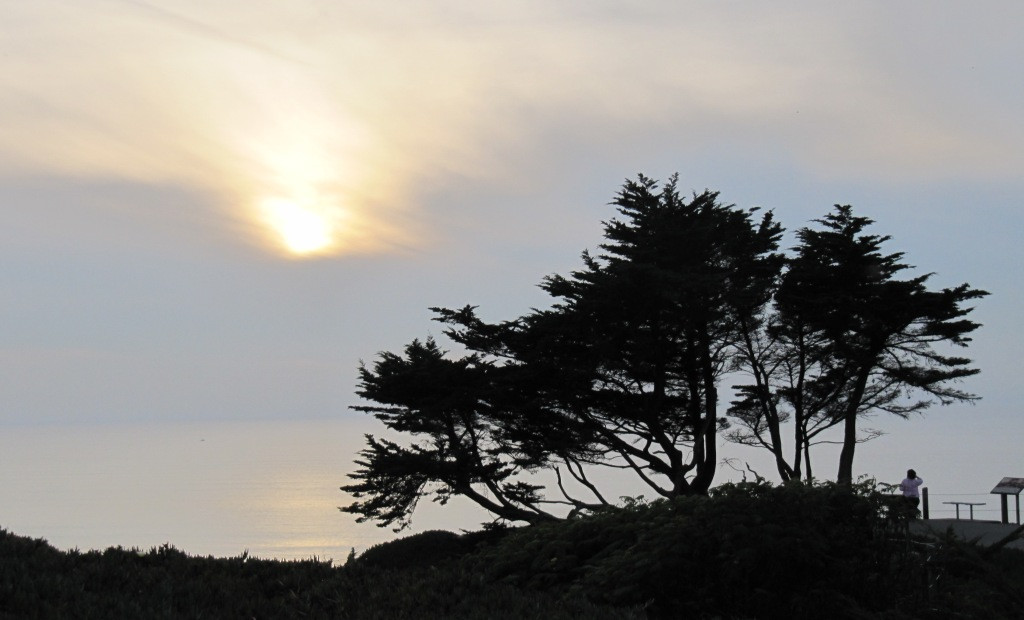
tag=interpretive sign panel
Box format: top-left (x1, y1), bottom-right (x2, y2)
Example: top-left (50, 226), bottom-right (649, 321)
top-left (990, 477), bottom-right (1024, 495)
top-left (991, 477), bottom-right (1024, 524)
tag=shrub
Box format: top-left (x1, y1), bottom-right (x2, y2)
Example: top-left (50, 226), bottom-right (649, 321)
top-left (354, 529), bottom-right (470, 569)
top-left (468, 480), bottom-right (927, 618)
top-left (5, 482), bottom-right (1024, 619)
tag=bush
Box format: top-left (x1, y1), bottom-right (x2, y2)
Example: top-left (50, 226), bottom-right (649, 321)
top-left (5, 482), bottom-right (1024, 619)
top-left (468, 480), bottom-right (934, 618)
top-left (354, 529), bottom-right (471, 569)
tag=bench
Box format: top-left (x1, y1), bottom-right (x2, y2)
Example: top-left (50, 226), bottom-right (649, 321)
top-left (943, 501), bottom-right (985, 520)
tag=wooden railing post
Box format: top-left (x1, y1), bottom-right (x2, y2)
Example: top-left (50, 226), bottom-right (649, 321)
top-left (922, 487), bottom-right (929, 519)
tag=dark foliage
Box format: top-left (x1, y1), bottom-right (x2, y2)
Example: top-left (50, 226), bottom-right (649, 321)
top-left (6, 484), bottom-right (1024, 619)
top-left (466, 481), bottom-right (1024, 619)
top-left (352, 528), bottom-right (512, 570)
top-left (730, 205), bottom-right (988, 483)
top-left (0, 527), bottom-right (632, 619)
top-left (343, 178), bottom-right (789, 528)
top-left (0, 531), bottom-right (339, 619)
top-left (343, 176), bottom-right (986, 530)
top-left (469, 481), bottom-right (897, 618)
top-left (342, 338), bottom-right (562, 529)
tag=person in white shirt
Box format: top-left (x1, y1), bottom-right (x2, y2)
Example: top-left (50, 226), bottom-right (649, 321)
top-left (899, 469), bottom-right (924, 516)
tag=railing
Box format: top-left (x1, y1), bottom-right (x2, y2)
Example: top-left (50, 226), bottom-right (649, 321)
top-left (921, 490), bottom-right (1004, 520)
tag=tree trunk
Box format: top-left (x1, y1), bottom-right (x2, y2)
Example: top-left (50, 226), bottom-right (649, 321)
top-left (836, 368), bottom-right (871, 484)
top-left (836, 409), bottom-right (858, 485)
top-left (691, 333), bottom-right (718, 494)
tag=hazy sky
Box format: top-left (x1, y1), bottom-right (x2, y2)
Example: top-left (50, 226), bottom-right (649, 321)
top-left (2, 2), bottom-right (1022, 493)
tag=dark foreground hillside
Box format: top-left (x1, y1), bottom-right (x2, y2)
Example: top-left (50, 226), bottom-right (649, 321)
top-left (3, 482), bottom-right (1023, 619)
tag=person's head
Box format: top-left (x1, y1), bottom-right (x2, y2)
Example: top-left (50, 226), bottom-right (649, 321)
top-left (907, 469), bottom-right (917, 479)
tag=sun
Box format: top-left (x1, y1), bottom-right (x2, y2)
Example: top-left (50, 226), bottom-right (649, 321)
top-left (257, 198), bottom-right (337, 256)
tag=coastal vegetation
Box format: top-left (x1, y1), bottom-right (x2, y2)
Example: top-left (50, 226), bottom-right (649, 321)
top-left (4, 481), bottom-right (1024, 618)
top-left (1, 179), bottom-right (994, 618)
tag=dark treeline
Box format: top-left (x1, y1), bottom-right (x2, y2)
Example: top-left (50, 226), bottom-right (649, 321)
top-left (4, 482), bottom-right (1024, 618)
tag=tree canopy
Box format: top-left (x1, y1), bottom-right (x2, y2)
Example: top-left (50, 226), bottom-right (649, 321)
top-left (341, 175), bottom-right (987, 529)
top-left (728, 205), bottom-right (988, 482)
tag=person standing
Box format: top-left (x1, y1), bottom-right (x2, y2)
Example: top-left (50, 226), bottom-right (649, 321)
top-left (899, 469), bottom-right (924, 516)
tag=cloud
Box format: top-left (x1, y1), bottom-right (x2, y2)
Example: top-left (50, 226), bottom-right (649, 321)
top-left (1, 1), bottom-right (1021, 257)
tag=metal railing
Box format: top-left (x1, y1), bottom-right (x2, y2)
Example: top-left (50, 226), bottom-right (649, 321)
top-left (920, 489), bottom-right (1009, 521)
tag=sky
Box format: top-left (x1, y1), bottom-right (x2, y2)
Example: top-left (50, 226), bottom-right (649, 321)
top-left (2, 1), bottom-right (1023, 552)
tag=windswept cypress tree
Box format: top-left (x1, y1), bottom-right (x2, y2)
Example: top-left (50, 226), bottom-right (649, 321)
top-left (729, 206), bottom-right (988, 482)
top-left (785, 206), bottom-right (986, 483)
top-left (504, 175), bottom-right (783, 496)
top-left (343, 179), bottom-right (986, 529)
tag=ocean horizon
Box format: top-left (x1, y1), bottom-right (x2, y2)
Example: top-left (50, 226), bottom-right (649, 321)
top-left (1, 413), bottom-right (1008, 563)
top-left (0, 417), bottom-right (489, 563)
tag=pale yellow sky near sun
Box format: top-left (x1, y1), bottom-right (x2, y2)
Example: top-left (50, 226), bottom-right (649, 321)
top-left (0, 1), bottom-right (1018, 257)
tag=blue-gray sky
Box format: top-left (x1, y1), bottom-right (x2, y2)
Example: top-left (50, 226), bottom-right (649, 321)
top-left (1, 1), bottom-right (1022, 494)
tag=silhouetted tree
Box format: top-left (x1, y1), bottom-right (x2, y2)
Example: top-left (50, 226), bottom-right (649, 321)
top-left (341, 338), bottom-right (560, 529)
top-left (342, 178), bottom-right (986, 529)
top-left (343, 176), bottom-right (782, 528)
top-left (482, 176), bottom-right (783, 497)
top-left (728, 206), bottom-right (988, 482)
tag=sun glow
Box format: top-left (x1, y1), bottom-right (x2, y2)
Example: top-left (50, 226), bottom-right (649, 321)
top-left (257, 198), bottom-right (341, 256)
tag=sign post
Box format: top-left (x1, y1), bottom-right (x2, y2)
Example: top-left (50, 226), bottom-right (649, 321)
top-left (990, 477), bottom-right (1024, 524)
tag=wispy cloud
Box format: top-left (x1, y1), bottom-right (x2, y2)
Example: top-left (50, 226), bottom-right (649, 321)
top-left (1, 1), bottom-right (1020, 256)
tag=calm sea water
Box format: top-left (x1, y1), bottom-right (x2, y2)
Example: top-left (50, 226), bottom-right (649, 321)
top-left (1, 414), bottom-right (1008, 563)
top-left (0, 417), bottom-right (487, 563)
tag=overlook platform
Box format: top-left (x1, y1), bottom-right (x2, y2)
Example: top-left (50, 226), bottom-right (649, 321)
top-left (910, 518), bottom-right (1024, 550)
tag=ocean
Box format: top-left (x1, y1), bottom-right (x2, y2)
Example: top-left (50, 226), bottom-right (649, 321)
top-left (1, 412), bottom-right (1009, 563)
top-left (0, 417), bottom-right (486, 563)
